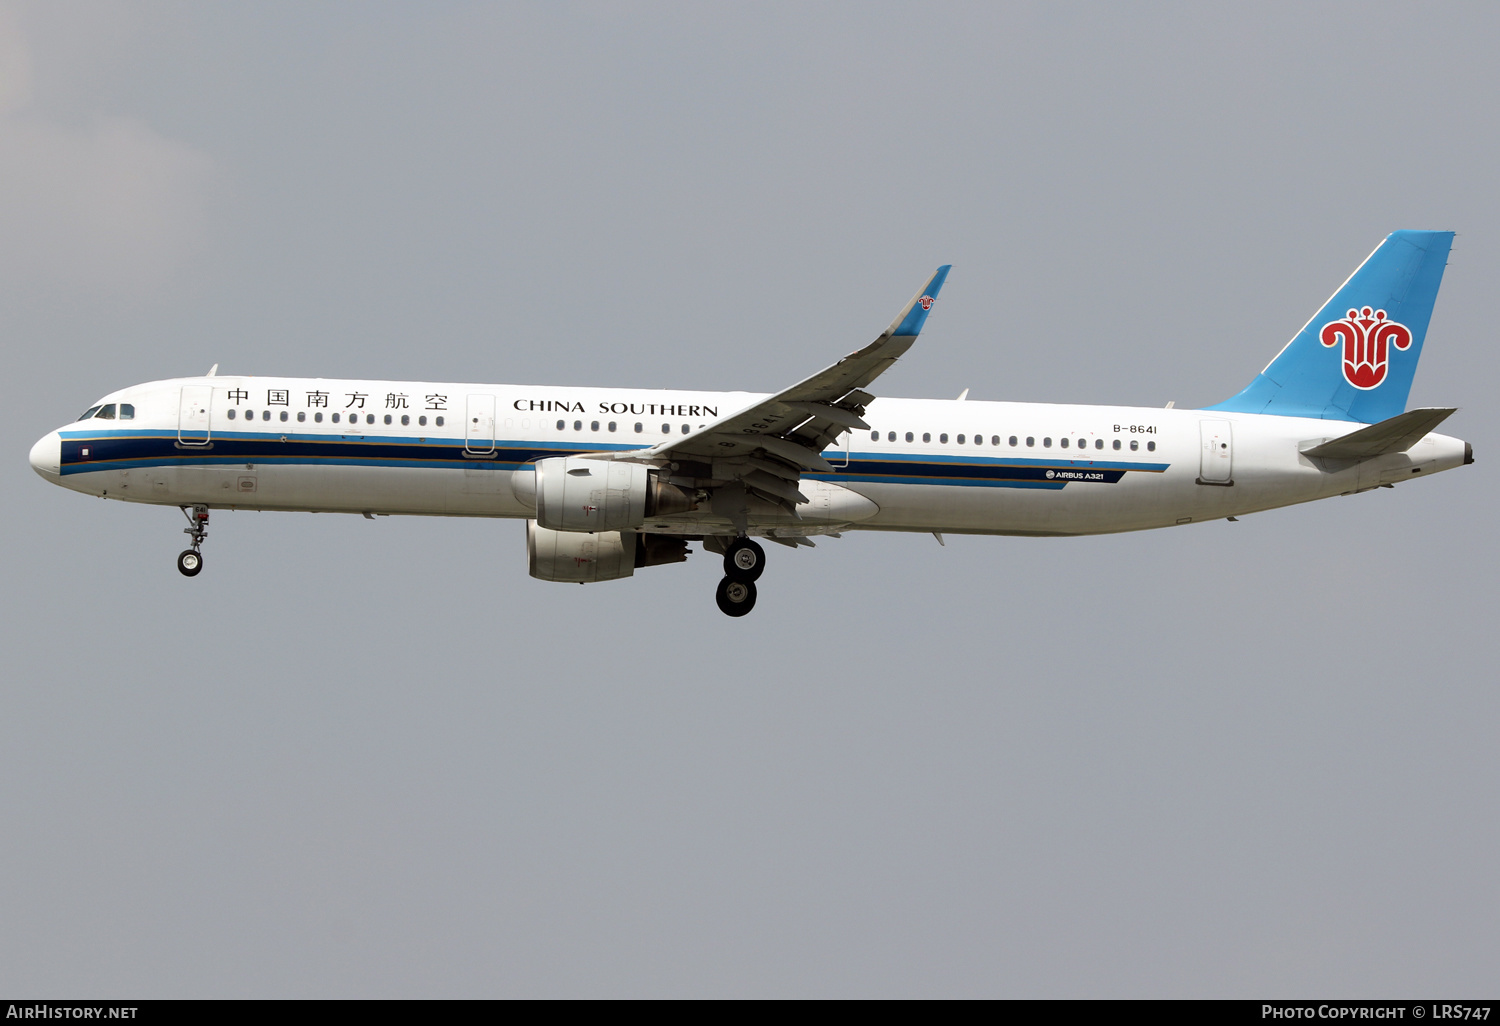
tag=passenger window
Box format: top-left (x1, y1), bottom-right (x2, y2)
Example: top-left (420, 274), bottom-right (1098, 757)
top-left (574, 420), bottom-right (583, 431)
top-left (975, 435), bottom-right (983, 446)
top-left (1009, 436), bottom-right (1017, 446)
top-left (681, 424), bottom-right (690, 434)
top-left (365, 414), bottom-right (374, 424)
top-left (662, 423), bottom-right (671, 434)
top-left (591, 421), bottom-right (600, 431)
top-left (922, 432), bottom-right (931, 443)
top-left (281, 411), bottom-right (289, 422)
top-left (401, 415), bottom-right (409, 426)
top-left (608, 422), bottom-right (617, 432)
top-left (315, 412), bottom-right (324, 423)
top-left (905, 431), bottom-right (914, 442)
top-left (992, 436), bottom-right (1000, 445)
top-left (957, 434), bottom-right (965, 444)
top-left (435, 416), bottom-right (444, 427)
top-left (295, 411), bottom-right (304, 422)
top-left (1147, 441), bottom-right (1156, 452)
top-left (332, 412), bottom-right (340, 423)
top-left (1095, 439), bottom-right (1103, 449)
top-left (1112, 439), bottom-right (1121, 450)
top-left (870, 431), bottom-right (879, 441)
top-left (265, 411), bottom-right (273, 421)
top-left (78, 406), bottom-right (102, 421)
top-left (1043, 437), bottom-right (1052, 447)
top-left (888, 431), bottom-right (896, 442)
top-left (635, 423), bottom-right (644, 433)
top-left (1026, 436), bottom-right (1034, 447)
top-left (555, 420), bottom-right (564, 430)
top-left (1060, 437), bottom-right (1069, 448)
top-left (97, 404), bottom-right (117, 419)
top-left (227, 409), bottom-right (236, 420)
top-left (383, 414), bottom-right (392, 425)
top-left (940, 433), bottom-right (948, 443)
top-left (1130, 440), bottom-right (1139, 451)
top-left (119, 404), bottom-right (135, 420)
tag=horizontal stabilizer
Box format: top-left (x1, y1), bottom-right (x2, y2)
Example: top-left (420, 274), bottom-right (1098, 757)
top-left (1300, 407), bottom-right (1456, 460)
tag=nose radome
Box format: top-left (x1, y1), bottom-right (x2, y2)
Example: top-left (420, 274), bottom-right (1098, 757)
top-left (29, 431), bottom-right (60, 479)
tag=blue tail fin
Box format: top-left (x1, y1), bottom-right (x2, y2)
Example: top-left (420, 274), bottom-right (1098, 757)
top-left (1206, 230), bottom-right (1453, 423)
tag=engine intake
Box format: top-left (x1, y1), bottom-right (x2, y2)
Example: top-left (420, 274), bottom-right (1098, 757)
top-left (517, 456), bottom-right (693, 533)
top-left (527, 521), bottom-right (690, 583)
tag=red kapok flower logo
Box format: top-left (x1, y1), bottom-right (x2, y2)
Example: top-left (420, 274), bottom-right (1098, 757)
top-left (1319, 306), bottom-right (1413, 390)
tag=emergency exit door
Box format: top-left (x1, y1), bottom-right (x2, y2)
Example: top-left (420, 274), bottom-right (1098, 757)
top-left (465, 394), bottom-right (496, 455)
top-left (1198, 419), bottom-right (1233, 485)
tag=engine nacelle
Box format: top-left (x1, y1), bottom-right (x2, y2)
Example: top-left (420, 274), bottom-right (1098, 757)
top-left (527, 521), bottom-right (690, 583)
top-left (517, 456), bottom-right (693, 533)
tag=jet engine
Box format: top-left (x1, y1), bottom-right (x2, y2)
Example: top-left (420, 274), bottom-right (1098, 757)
top-left (527, 521), bottom-right (690, 583)
top-left (513, 456), bottom-right (694, 532)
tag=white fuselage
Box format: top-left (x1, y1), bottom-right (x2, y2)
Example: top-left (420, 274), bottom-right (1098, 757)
top-left (30, 375), bottom-right (1471, 537)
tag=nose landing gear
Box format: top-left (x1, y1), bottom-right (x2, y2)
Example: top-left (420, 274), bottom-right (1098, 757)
top-left (715, 537), bottom-right (765, 616)
top-left (177, 505), bottom-right (209, 577)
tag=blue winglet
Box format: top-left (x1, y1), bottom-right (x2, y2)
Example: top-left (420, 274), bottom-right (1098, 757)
top-left (887, 265), bottom-right (952, 338)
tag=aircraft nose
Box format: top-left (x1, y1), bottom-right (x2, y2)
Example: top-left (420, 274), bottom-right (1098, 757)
top-left (29, 430), bottom-right (61, 479)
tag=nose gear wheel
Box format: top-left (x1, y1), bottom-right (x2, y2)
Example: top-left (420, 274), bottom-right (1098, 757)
top-left (177, 505), bottom-right (209, 577)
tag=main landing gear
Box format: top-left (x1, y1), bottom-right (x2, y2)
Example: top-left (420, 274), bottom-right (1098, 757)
top-left (177, 505), bottom-right (209, 577)
top-left (714, 537), bottom-right (764, 617)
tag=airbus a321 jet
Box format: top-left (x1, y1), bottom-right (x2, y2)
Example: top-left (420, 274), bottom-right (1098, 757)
top-left (29, 231), bottom-right (1472, 616)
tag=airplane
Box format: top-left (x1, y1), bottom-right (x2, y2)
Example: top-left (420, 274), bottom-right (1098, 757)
top-left (29, 230), bottom-right (1472, 616)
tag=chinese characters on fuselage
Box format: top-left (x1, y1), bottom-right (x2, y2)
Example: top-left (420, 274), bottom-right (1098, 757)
top-left (223, 389), bottom-right (448, 411)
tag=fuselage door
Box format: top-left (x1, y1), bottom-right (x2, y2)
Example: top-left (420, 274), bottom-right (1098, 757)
top-left (1198, 419), bottom-right (1233, 485)
top-left (829, 430), bottom-right (851, 468)
top-left (465, 394), bottom-right (497, 455)
top-left (178, 386), bottom-right (212, 446)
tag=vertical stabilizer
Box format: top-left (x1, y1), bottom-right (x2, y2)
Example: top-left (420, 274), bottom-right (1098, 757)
top-left (1207, 231), bottom-right (1453, 423)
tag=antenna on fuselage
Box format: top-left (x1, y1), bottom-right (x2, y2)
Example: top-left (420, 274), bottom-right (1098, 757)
top-left (206, 364), bottom-right (219, 377)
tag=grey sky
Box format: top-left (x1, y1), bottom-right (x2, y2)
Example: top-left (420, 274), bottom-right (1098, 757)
top-left (2, 0), bottom-right (1496, 997)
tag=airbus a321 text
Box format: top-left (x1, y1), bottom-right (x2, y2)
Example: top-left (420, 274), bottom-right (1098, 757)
top-left (30, 231), bottom-right (1472, 616)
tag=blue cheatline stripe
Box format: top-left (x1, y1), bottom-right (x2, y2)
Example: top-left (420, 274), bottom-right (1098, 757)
top-left (828, 474), bottom-right (1068, 490)
top-left (56, 431), bottom-right (1170, 487)
top-left (841, 451), bottom-right (1168, 472)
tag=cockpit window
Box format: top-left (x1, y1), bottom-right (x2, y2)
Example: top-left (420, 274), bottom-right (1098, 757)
top-left (119, 404), bottom-right (135, 420)
top-left (77, 406), bottom-right (102, 421)
top-left (95, 404), bottom-right (117, 420)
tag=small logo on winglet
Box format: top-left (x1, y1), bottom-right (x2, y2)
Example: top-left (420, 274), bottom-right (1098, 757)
top-left (918, 295), bottom-right (935, 311)
top-left (1319, 306), bottom-right (1413, 390)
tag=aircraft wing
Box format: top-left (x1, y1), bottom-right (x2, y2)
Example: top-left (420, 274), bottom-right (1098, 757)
top-left (625, 266), bottom-right (951, 490)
